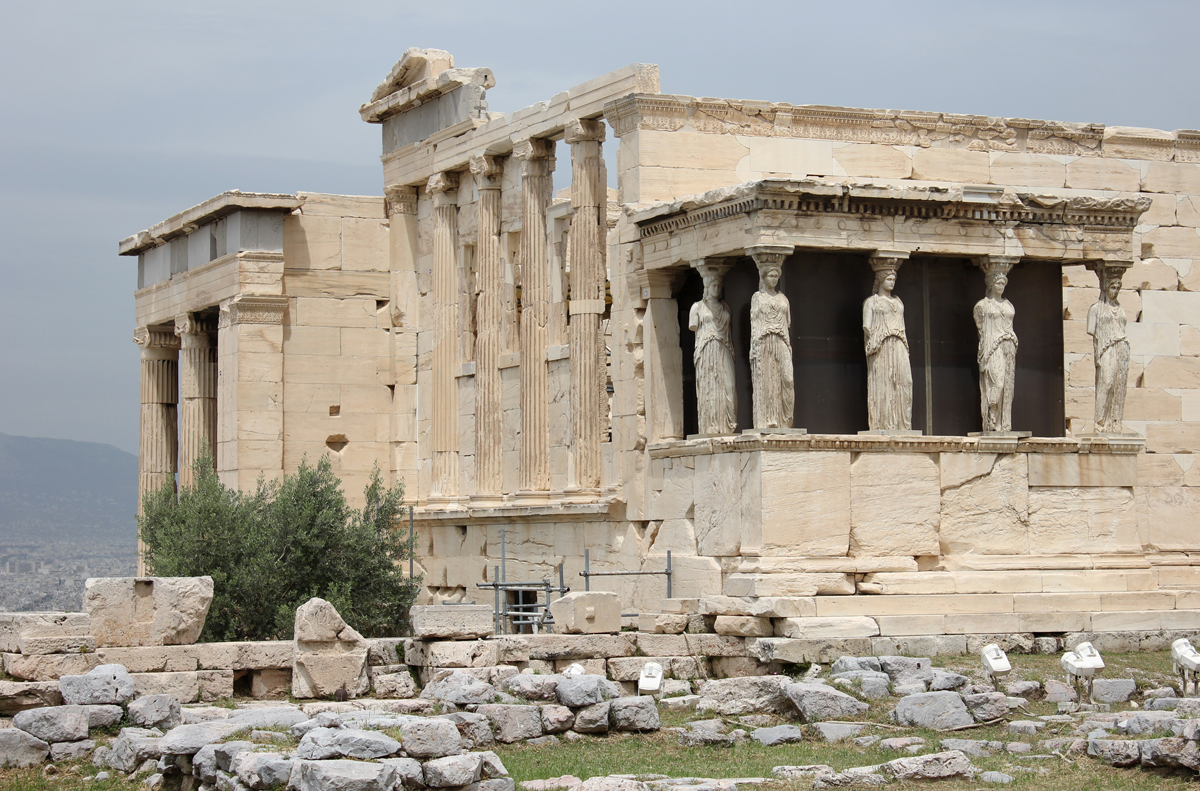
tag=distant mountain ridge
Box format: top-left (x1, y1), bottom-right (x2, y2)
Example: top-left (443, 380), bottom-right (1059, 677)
top-left (0, 432), bottom-right (138, 544)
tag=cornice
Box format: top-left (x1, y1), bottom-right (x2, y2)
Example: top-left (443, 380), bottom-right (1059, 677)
top-left (633, 179), bottom-right (1152, 240)
top-left (119, 191), bottom-right (301, 256)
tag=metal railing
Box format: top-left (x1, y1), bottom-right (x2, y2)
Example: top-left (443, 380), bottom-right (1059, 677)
top-left (474, 529), bottom-right (569, 634)
top-left (581, 548), bottom-right (672, 600)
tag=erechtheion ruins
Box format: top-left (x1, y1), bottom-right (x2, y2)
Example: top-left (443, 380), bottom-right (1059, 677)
top-left (118, 48), bottom-right (1200, 645)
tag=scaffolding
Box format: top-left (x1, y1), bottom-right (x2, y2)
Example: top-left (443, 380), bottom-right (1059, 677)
top-left (475, 529), bottom-right (569, 634)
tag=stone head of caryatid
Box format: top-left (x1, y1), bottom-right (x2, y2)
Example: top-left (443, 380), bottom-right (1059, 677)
top-left (1101, 268), bottom-right (1124, 304)
top-left (870, 259), bottom-right (902, 297)
top-left (756, 261), bottom-right (782, 294)
top-left (697, 263), bottom-right (729, 303)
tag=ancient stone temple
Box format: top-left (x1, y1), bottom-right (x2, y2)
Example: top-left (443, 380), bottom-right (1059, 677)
top-left (119, 48), bottom-right (1200, 641)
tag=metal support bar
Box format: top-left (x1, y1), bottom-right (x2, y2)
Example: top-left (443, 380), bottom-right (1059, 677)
top-left (581, 550), bottom-right (673, 596)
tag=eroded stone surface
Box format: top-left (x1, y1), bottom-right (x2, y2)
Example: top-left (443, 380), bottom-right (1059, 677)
top-left (85, 577), bottom-right (213, 648)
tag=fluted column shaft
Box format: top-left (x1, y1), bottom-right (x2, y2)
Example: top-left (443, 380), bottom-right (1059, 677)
top-left (516, 139), bottom-right (554, 493)
top-left (429, 172), bottom-right (460, 499)
top-left (565, 119), bottom-right (607, 491)
top-left (471, 156), bottom-right (505, 499)
top-left (176, 314), bottom-right (217, 487)
top-left (135, 327), bottom-right (180, 574)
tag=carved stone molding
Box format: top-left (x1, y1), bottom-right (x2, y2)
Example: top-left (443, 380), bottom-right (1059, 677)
top-left (218, 295), bottom-right (288, 328)
top-left (384, 185), bottom-right (418, 216)
top-left (869, 251), bottom-right (909, 272)
top-left (469, 154), bottom-right (504, 189)
top-left (427, 171), bottom-right (460, 195)
top-left (564, 118), bottom-right (606, 145)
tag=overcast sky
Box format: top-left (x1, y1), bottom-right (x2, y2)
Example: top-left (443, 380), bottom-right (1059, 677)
top-left (2, 1), bottom-right (1197, 455)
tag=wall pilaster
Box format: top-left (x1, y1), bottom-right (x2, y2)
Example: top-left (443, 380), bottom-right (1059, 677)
top-left (385, 185), bottom-right (420, 496)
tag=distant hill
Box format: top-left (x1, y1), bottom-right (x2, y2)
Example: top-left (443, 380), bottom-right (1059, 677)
top-left (0, 432), bottom-right (138, 544)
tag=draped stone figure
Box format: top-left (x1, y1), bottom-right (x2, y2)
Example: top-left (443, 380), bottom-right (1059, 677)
top-left (750, 259), bottom-right (795, 429)
top-left (689, 264), bottom-right (737, 434)
top-left (863, 258), bottom-right (913, 431)
top-left (1088, 265), bottom-right (1130, 434)
top-left (974, 258), bottom-right (1019, 432)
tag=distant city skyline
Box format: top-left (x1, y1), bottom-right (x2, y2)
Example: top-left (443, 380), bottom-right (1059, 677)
top-left (2, 0), bottom-right (1197, 455)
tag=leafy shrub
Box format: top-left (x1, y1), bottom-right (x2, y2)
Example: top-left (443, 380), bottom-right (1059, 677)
top-left (139, 450), bottom-right (419, 641)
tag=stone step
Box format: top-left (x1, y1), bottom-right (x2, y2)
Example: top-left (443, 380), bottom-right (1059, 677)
top-left (810, 591), bottom-right (1197, 618)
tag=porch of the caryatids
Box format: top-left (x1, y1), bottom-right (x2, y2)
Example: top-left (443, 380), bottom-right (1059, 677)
top-left (514, 138), bottom-right (555, 499)
top-left (470, 154), bottom-right (506, 504)
top-left (564, 118), bottom-right (607, 495)
top-left (175, 312), bottom-right (217, 487)
top-left (428, 171), bottom-right (461, 501)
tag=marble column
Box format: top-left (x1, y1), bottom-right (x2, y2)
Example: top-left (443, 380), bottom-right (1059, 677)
top-left (515, 138), bottom-right (554, 496)
top-left (470, 154), bottom-right (505, 503)
top-left (175, 313), bottom-right (217, 487)
top-left (385, 185), bottom-right (420, 494)
top-left (134, 326), bottom-right (179, 575)
top-left (565, 119), bottom-right (607, 493)
top-left (429, 171), bottom-right (461, 501)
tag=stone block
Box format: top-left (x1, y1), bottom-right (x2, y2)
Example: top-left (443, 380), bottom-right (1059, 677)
top-left (0, 680), bottom-right (62, 715)
top-left (759, 451), bottom-right (852, 557)
top-left (607, 657), bottom-right (675, 682)
top-left (13, 705), bottom-right (90, 743)
top-left (1027, 454), bottom-right (1137, 487)
top-left (939, 453), bottom-right (1029, 555)
top-left (683, 634), bottom-right (747, 657)
top-left (60, 664), bottom-right (135, 705)
top-left (0, 612), bottom-right (90, 654)
top-left (1141, 290), bottom-right (1200, 324)
top-left (693, 451), bottom-right (755, 556)
top-left (912, 148), bottom-right (989, 183)
top-left (132, 670), bottom-right (234, 703)
top-left (0, 728), bottom-right (49, 767)
top-left (1065, 157), bottom-right (1141, 191)
top-left (410, 605), bottom-right (495, 640)
top-left (1142, 162), bottom-right (1200, 195)
top-left (501, 634), bottom-right (635, 661)
top-left (634, 633), bottom-right (689, 656)
top-left (892, 692), bottom-right (972, 729)
top-left (713, 616), bottom-right (772, 637)
top-left (1027, 488), bottom-right (1139, 555)
top-left (548, 592), bottom-right (621, 634)
top-left (699, 595), bottom-right (817, 618)
top-left (250, 667), bottom-right (292, 698)
top-left (775, 617), bottom-right (881, 639)
top-left (1145, 357), bottom-right (1200, 389)
top-left (2, 651), bottom-right (98, 681)
top-left (635, 614), bottom-right (688, 635)
top-left (849, 453), bottom-right (939, 556)
top-left (292, 598), bottom-right (370, 699)
top-left (15, 626), bottom-right (94, 656)
top-left (875, 615), bottom-right (947, 636)
top-left (833, 143), bottom-right (912, 179)
top-left (85, 577), bottom-right (213, 648)
top-left (990, 153), bottom-right (1065, 188)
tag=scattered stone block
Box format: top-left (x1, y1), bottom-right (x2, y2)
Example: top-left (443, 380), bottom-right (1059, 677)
top-left (548, 592), bottom-right (621, 634)
top-left (16, 626), bottom-right (96, 656)
top-left (1092, 678), bottom-right (1137, 703)
top-left (0, 613), bottom-right (91, 654)
top-left (892, 692), bottom-right (973, 730)
top-left (13, 705), bottom-right (90, 743)
top-left (292, 598), bottom-right (370, 699)
top-left (542, 704), bottom-right (575, 733)
top-left (812, 770), bottom-right (886, 788)
top-left (1043, 679), bottom-right (1077, 703)
top-left (930, 670), bottom-right (968, 691)
top-left (610, 696), bottom-right (659, 731)
top-left (773, 765), bottom-right (834, 780)
top-left (1088, 738), bottom-right (1142, 766)
top-left (0, 728), bottom-right (50, 767)
top-left (811, 722), bottom-right (865, 741)
top-left (832, 656), bottom-right (881, 674)
top-left (49, 739), bottom-right (95, 762)
top-left (556, 675), bottom-right (620, 708)
top-left (478, 704), bottom-right (544, 743)
top-left (637, 614), bottom-right (688, 634)
top-left (411, 605), bottom-right (495, 640)
top-left (659, 695), bottom-right (700, 712)
top-left (0, 680), bottom-right (62, 715)
top-left (85, 577), bottom-right (213, 648)
top-left (156, 721), bottom-right (250, 756)
top-left (1007, 720), bottom-right (1043, 736)
top-left (105, 728), bottom-right (165, 773)
top-left (432, 711), bottom-right (494, 749)
top-left (82, 704), bottom-right (123, 728)
top-left (751, 725), bottom-right (804, 746)
top-left (963, 692), bottom-right (1008, 722)
top-left (60, 664), bottom-right (136, 706)
top-left (1003, 680), bottom-right (1041, 698)
top-left (127, 694), bottom-right (182, 731)
top-left (421, 670), bottom-right (498, 705)
top-left (401, 717), bottom-right (463, 758)
top-left (696, 676), bottom-right (790, 716)
top-left (786, 682), bottom-right (869, 722)
top-left (296, 727), bottom-right (402, 760)
top-left (714, 616), bottom-right (772, 637)
top-left (880, 737), bottom-right (925, 751)
top-left (373, 670), bottom-right (418, 699)
top-left (881, 749), bottom-right (975, 781)
top-left (572, 701), bottom-right (610, 733)
top-left (940, 738), bottom-right (992, 757)
top-left (424, 753), bottom-right (484, 787)
top-left (979, 771), bottom-right (1014, 784)
top-left (503, 673), bottom-right (563, 701)
top-left (299, 758), bottom-right (402, 790)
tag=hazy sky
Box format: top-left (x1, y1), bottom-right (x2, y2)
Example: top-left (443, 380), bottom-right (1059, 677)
top-left (2, 1), bottom-right (1197, 455)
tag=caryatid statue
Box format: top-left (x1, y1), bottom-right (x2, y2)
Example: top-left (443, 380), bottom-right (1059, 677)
top-left (1088, 262), bottom-right (1131, 434)
top-left (688, 262), bottom-right (737, 435)
top-left (973, 256), bottom-right (1020, 432)
top-left (863, 253), bottom-right (913, 431)
top-left (747, 245), bottom-right (795, 430)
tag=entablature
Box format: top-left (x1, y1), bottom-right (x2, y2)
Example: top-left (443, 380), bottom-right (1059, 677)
top-left (632, 178), bottom-right (1151, 270)
top-left (646, 433), bottom-right (1146, 459)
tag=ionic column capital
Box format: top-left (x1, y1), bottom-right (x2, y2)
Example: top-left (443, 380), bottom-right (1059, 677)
top-left (746, 244), bottom-right (794, 269)
top-left (384, 185), bottom-right (418, 216)
top-left (564, 118), bottom-right (606, 145)
top-left (427, 171), bottom-right (460, 205)
top-left (469, 154), bottom-right (504, 189)
top-left (133, 326), bottom-right (180, 358)
top-left (514, 138), bottom-right (555, 177)
top-left (174, 313), bottom-right (215, 348)
top-left (974, 255), bottom-right (1020, 276)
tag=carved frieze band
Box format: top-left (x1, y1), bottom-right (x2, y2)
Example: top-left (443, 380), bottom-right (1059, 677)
top-left (385, 185), bottom-right (418, 216)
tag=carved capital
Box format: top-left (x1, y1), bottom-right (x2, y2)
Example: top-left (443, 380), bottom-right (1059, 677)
top-left (384, 185), bottom-right (418, 216)
top-left (469, 154), bottom-right (503, 189)
top-left (1090, 259), bottom-right (1132, 287)
top-left (514, 138), bottom-right (555, 177)
top-left (426, 171), bottom-right (459, 195)
top-left (133, 326), bottom-right (181, 350)
top-left (174, 313), bottom-right (214, 347)
top-left (869, 250), bottom-right (909, 273)
top-left (218, 295), bottom-right (288, 328)
top-left (634, 268), bottom-right (681, 300)
top-left (564, 118), bottom-right (606, 145)
top-left (746, 244), bottom-right (794, 270)
top-left (974, 255), bottom-right (1020, 277)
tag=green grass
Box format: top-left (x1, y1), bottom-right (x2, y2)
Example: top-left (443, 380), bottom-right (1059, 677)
top-left (0, 767), bottom-right (140, 791)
